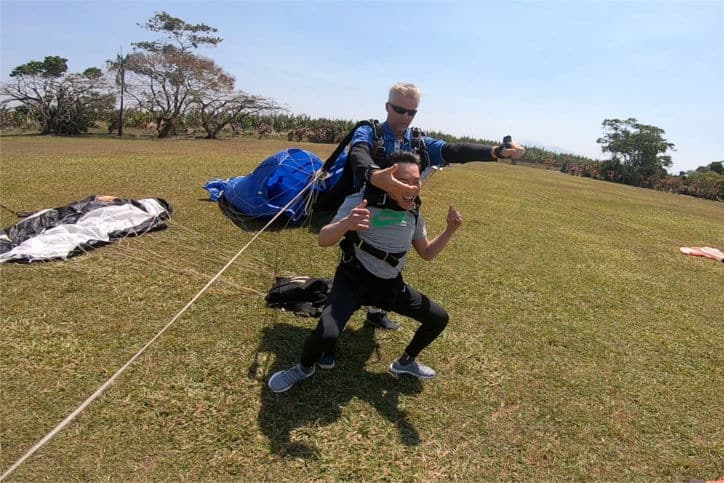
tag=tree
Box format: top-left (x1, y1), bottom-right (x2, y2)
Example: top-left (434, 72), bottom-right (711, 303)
top-left (133, 11), bottom-right (222, 53)
top-left (106, 51), bottom-right (129, 136)
top-left (193, 89), bottom-right (283, 139)
top-left (1, 56), bottom-right (112, 135)
top-left (596, 118), bottom-right (675, 185)
top-left (125, 11), bottom-right (227, 138)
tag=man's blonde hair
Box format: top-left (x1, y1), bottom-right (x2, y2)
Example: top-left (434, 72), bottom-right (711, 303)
top-left (388, 83), bottom-right (421, 102)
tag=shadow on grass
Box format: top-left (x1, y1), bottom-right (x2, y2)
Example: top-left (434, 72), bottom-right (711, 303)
top-left (0, 131), bottom-right (46, 138)
top-left (248, 322), bottom-right (422, 459)
top-left (213, 196), bottom-right (337, 234)
top-left (208, 197), bottom-right (287, 232)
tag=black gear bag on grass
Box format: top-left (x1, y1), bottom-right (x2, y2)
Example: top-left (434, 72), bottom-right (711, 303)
top-left (265, 276), bottom-right (332, 317)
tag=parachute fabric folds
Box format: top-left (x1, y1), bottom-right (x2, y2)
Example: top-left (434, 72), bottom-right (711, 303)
top-left (204, 148), bottom-right (330, 223)
top-left (0, 195), bottom-right (172, 263)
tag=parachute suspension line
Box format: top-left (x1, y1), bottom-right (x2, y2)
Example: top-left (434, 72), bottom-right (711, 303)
top-left (103, 240), bottom-right (265, 296)
top-left (0, 170), bottom-right (325, 482)
top-left (266, 151), bottom-right (316, 278)
top-left (270, 200), bottom-right (299, 280)
top-left (300, 168), bottom-right (325, 226)
top-left (220, 150), bottom-right (327, 215)
top-left (147, 217), bottom-right (276, 275)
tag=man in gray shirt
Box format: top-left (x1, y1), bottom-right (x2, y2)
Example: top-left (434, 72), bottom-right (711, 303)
top-left (269, 152), bottom-right (463, 393)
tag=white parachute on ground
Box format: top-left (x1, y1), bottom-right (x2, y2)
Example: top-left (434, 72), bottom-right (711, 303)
top-left (0, 195), bottom-right (172, 263)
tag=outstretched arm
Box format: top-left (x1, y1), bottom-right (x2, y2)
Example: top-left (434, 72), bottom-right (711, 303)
top-left (412, 206), bottom-right (463, 261)
top-left (441, 140), bottom-right (526, 164)
top-left (319, 199), bottom-right (370, 247)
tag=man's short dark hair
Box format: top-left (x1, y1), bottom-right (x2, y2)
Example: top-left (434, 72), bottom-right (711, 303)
top-left (389, 151), bottom-right (421, 168)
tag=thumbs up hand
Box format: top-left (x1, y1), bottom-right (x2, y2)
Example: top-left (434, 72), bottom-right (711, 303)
top-left (446, 205), bottom-right (462, 231)
top-left (346, 199), bottom-right (371, 231)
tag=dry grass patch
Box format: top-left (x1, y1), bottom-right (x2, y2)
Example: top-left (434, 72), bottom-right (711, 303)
top-left (1, 134), bottom-right (722, 481)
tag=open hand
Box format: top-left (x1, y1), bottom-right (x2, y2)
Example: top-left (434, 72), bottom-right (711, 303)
top-left (370, 164), bottom-right (418, 201)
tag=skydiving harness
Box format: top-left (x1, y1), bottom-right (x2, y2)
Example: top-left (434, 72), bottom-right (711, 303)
top-left (340, 230), bottom-right (407, 267)
top-left (347, 121), bottom-right (426, 266)
top-left (320, 119), bottom-right (426, 266)
top-left (369, 124), bottom-right (432, 171)
top-left (316, 119), bottom-right (433, 213)
top-left (340, 204), bottom-right (421, 267)
top-left (363, 123), bottom-right (431, 211)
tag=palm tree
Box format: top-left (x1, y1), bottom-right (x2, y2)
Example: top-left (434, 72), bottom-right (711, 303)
top-left (106, 50), bottom-right (128, 136)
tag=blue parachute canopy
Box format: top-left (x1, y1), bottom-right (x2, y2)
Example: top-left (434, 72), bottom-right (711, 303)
top-left (204, 148), bottom-right (347, 224)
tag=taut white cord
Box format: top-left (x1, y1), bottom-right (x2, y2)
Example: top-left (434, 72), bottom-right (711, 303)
top-left (1, 171), bottom-right (324, 481)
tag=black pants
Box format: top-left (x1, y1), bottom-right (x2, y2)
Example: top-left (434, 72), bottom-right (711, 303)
top-left (300, 257), bottom-right (449, 367)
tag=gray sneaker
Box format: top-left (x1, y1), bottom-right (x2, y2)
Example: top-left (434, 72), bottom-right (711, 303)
top-left (389, 358), bottom-right (436, 379)
top-left (268, 364), bottom-right (315, 393)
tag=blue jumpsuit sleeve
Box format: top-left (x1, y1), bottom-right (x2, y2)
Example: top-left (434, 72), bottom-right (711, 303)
top-left (424, 135), bottom-right (448, 167)
top-left (351, 124), bottom-right (375, 149)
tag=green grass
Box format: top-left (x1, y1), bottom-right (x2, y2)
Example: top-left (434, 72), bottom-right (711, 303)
top-left (1, 135), bottom-right (722, 481)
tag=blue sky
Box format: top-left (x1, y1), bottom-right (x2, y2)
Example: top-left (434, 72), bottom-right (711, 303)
top-left (2, 0), bottom-right (722, 174)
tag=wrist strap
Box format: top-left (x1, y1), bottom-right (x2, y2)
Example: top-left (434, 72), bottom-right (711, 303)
top-left (364, 165), bottom-right (380, 182)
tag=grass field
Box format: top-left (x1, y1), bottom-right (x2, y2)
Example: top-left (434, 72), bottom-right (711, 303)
top-left (1, 134), bottom-right (722, 481)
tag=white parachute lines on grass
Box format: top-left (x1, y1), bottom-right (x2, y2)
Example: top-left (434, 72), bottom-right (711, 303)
top-left (0, 169), bottom-right (325, 480)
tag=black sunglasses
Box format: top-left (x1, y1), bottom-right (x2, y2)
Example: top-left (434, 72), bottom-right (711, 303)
top-left (387, 102), bottom-right (418, 117)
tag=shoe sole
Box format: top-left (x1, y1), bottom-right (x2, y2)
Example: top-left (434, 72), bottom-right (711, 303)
top-left (317, 361), bottom-right (335, 369)
top-left (388, 364), bottom-right (436, 379)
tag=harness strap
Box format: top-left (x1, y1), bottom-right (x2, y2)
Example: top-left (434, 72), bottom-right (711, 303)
top-left (372, 120), bottom-right (387, 161)
top-left (341, 231), bottom-right (406, 266)
top-left (321, 119), bottom-right (378, 171)
top-left (365, 124), bottom-right (429, 210)
top-left (410, 127), bottom-right (432, 170)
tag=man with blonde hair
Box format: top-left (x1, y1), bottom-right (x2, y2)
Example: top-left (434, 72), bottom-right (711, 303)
top-left (389, 82), bottom-right (421, 103)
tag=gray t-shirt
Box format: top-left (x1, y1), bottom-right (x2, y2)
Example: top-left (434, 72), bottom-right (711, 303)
top-left (332, 192), bottom-right (427, 279)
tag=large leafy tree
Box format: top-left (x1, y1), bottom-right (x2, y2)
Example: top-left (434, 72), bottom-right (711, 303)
top-left (597, 118), bottom-right (675, 184)
top-left (1, 56), bottom-right (112, 135)
top-left (707, 161), bottom-right (723, 175)
top-left (124, 11), bottom-right (228, 138)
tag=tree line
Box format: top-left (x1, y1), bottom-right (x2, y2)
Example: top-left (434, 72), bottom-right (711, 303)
top-left (1, 12), bottom-right (720, 201)
top-left (559, 118), bottom-right (722, 200)
top-left (1, 12), bottom-right (281, 140)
